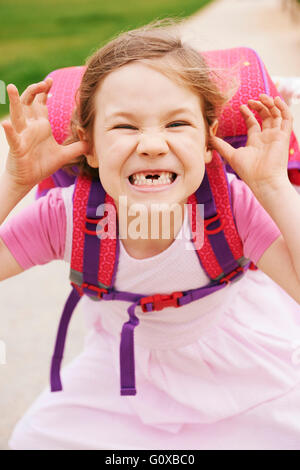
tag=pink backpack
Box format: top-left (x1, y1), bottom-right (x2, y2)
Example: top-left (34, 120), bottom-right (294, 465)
top-left (37, 47), bottom-right (300, 396)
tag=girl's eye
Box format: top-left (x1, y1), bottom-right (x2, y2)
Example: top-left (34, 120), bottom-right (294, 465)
top-left (113, 125), bottom-right (136, 130)
top-left (113, 122), bottom-right (189, 130)
top-left (167, 121), bottom-right (189, 128)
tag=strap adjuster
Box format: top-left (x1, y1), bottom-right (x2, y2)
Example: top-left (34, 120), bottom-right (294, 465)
top-left (82, 283), bottom-right (108, 298)
top-left (140, 291), bottom-right (183, 312)
top-left (249, 262), bottom-right (258, 271)
top-left (71, 282), bottom-right (108, 298)
top-left (219, 266), bottom-right (244, 285)
top-left (204, 210), bottom-right (225, 235)
top-left (83, 213), bottom-right (108, 236)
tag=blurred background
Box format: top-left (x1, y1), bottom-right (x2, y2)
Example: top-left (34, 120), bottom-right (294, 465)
top-left (0, 0), bottom-right (300, 451)
top-left (0, 0), bottom-right (213, 119)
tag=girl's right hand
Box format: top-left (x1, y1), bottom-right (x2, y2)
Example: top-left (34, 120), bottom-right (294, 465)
top-left (1, 79), bottom-right (89, 190)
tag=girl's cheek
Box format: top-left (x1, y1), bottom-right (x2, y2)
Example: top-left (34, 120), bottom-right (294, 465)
top-left (172, 131), bottom-right (203, 149)
top-left (107, 135), bottom-right (135, 154)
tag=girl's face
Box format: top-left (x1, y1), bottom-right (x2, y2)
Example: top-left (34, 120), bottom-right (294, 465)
top-left (81, 61), bottom-right (217, 214)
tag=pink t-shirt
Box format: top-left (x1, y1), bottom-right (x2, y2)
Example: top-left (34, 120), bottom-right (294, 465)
top-left (0, 177), bottom-right (281, 270)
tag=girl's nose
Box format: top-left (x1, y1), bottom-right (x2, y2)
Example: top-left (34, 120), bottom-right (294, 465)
top-left (136, 132), bottom-right (169, 157)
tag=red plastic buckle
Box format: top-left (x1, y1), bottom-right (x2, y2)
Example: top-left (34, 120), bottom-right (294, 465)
top-left (220, 266), bottom-right (244, 285)
top-left (140, 292), bottom-right (183, 312)
top-left (81, 283), bottom-right (108, 298)
top-left (249, 262), bottom-right (258, 271)
top-left (83, 213), bottom-right (108, 236)
top-left (71, 282), bottom-right (84, 297)
top-left (204, 210), bottom-right (225, 235)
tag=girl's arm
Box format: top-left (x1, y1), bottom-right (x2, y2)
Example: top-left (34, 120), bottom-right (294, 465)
top-left (0, 237), bottom-right (24, 281)
top-left (0, 173), bottom-right (32, 281)
top-left (211, 95), bottom-right (300, 304)
top-left (255, 182), bottom-right (300, 304)
top-left (0, 80), bottom-right (87, 281)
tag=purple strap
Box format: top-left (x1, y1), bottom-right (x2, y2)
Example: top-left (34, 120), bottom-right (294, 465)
top-left (83, 179), bottom-right (106, 286)
top-left (50, 285), bottom-right (81, 391)
top-left (52, 168), bottom-right (77, 189)
top-left (50, 274), bottom-right (243, 395)
top-left (120, 301), bottom-right (140, 396)
top-left (195, 169), bottom-right (240, 277)
top-left (116, 279), bottom-right (234, 395)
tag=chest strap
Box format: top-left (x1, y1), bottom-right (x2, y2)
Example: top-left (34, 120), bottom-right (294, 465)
top-left (50, 265), bottom-right (245, 395)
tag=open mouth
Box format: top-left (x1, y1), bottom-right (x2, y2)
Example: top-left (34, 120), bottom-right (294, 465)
top-left (128, 171), bottom-right (177, 186)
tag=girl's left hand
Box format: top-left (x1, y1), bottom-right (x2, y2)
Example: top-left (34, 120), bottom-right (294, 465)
top-left (210, 94), bottom-right (293, 195)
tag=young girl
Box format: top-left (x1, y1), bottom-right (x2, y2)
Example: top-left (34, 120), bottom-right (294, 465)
top-left (1, 21), bottom-right (300, 450)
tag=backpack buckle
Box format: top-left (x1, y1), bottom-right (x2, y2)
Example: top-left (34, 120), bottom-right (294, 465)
top-left (140, 292), bottom-right (183, 312)
top-left (83, 214), bottom-right (108, 236)
top-left (81, 283), bottom-right (108, 298)
top-left (204, 210), bottom-right (225, 235)
top-left (219, 266), bottom-right (244, 285)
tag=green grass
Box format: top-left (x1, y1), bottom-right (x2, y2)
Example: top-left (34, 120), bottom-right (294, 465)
top-left (0, 0), bottom-right (214, 118)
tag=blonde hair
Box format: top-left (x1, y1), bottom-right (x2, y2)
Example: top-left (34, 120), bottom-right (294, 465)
top-left (62, 18), bottom-right (232, 179)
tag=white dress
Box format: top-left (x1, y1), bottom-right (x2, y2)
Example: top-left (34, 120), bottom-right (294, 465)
top-left (8, 180), bottom-right (300, 450)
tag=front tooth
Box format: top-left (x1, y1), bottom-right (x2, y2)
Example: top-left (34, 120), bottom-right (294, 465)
top-left (132, 172), bottom-right (174, 185)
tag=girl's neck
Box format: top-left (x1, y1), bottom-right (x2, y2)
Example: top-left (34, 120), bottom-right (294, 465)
top-left (117, 203), bottom-right (185, 260)
top-left (121, 236), bottom-right (176, 259)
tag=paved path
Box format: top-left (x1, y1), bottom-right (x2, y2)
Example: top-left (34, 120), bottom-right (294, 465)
top-left (0, 0), bottom-right (299, 450)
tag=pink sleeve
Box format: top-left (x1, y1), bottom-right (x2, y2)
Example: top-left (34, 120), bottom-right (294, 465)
top-left (0, 187), bottom-right (67, 269)
top-left (230, 177), bottom-right (281, 264)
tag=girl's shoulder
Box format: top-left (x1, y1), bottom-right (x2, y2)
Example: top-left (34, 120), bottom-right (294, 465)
top-left (0, 184), bottom-right (73, 269)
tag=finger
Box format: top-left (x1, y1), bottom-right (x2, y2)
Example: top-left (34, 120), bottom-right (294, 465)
top-left (247, 99), bottom-right (273, 130)
top-left (274, 95), bottom-right (293, 133)
top-left (258, 94), bottom-right (282, 124)
top-left (36, 77), bottom-right (53, 106)
top-left (247, 99), bottom-right (271, 120)
top-left (20, 83), bottom-right (38, 105)
top-left (239, 104), bottom-right (261, 137)
top-left (20, 80), bottom-right (52, 121)
top-left (20, 80), bottom-right (51, 106)
top-left (7, 84), bottom-right (27, 133)
top-left (1, 120), bottom-right (21, 151)
top-left (209, 135), bottom-right (236, 164)
top-left (59, 140), bottom-right (90, 166)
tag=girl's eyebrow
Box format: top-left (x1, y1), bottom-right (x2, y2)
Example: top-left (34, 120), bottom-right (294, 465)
top-left (106, 107), bottom-right (196, 120)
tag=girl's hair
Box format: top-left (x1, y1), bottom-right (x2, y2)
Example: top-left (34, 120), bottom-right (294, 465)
top-left (62, 18), bottom-right (232, 179)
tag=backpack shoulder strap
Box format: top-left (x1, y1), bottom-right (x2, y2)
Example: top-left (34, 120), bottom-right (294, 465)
top-left (188, 150), bottom-right (246, 282)
top-left (70, 175), bottom-right (119, 294)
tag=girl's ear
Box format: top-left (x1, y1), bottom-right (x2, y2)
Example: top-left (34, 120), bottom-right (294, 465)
top-left (77, 126), bottom-right (99, 168)
top-left (210, 120), bottom-right (219, 137)
top-left (204, 120), bottom-right (219, 164)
